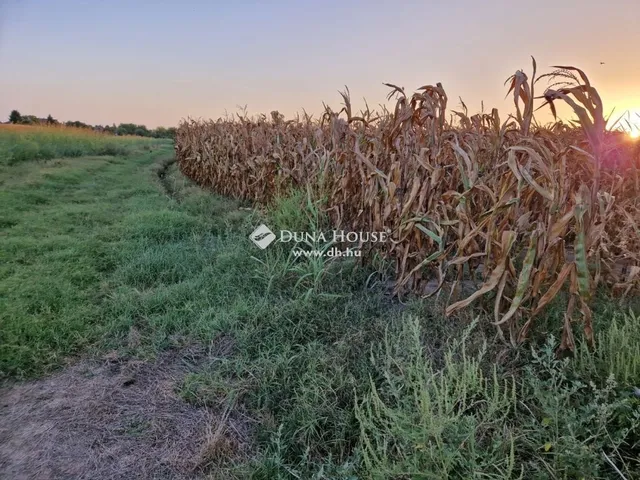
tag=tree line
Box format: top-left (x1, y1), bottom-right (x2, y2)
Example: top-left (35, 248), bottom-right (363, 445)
top-left (7, 110), bottom-right (176, 139)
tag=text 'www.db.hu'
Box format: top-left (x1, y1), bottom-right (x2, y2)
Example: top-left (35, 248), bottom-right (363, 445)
top-left (292, 247), bottom-right (362, 258)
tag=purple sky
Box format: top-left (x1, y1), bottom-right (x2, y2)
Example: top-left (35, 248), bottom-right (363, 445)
top-left (1, 0), bottom-right (639, 129)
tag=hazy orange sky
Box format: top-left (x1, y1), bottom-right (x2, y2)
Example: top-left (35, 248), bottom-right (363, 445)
top-left (1, 0), bottom-right (639, 130)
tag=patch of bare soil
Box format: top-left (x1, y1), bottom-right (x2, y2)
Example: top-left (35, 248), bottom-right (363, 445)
top-left (0, 346), bottom-right (251, 480)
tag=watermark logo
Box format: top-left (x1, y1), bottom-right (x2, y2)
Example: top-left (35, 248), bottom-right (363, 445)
top-left (249, 224), bottom-right (389, 256)
top-left (249, 224), bottom-right (277, 249)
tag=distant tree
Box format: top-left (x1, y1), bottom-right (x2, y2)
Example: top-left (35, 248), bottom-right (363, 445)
top-left (114, 123), bottom-right (153, 137)
top-left (116, 123), bottom-right (137, 136)
top-left (151, 126), bottom-right (167, 138)
top-left (21, 115), bottom-right (39, 125)
top-left (65, 120), bottom-right (90, 129)
top-left (134, 125), bottom-right (150, 137)
top-left (46, 114), bottom-right (58, 125)
top-left (9, 110), bottom-right (22, 124)
top-left (149, 126), bottom-right (176, 139)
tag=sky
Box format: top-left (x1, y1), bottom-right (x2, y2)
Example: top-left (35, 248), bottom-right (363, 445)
top-left (1, 0), bottom-right (639, 130)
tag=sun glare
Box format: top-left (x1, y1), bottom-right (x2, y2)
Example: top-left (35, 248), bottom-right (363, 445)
top-left (620, 109), bottom-right (640, 140)
top-left (613, 108), bottom-right (640, 140)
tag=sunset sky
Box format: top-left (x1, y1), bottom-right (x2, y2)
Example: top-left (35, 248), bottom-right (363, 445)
top-left (1, 0), bottom-right (639, 130)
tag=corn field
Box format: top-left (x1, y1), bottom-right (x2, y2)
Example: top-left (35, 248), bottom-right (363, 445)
top-left (176, 61), bottom-right (639, 349)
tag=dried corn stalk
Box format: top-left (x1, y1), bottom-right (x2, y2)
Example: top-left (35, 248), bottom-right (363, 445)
top-left (175, 61), bottom-right (640, 350)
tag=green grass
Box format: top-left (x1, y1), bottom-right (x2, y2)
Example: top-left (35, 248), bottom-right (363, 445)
top-left (0, 124), bottom-right (168, 165)
top-left (1, 141), bottom-right (638, 478)
top-left (0, 145), bottom-right (254, 376)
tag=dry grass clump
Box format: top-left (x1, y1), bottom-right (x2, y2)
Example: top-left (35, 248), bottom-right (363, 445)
top-left (175, 60), bottom-right (639, 349)
top-left (0, 352), bottom-right (252, 479)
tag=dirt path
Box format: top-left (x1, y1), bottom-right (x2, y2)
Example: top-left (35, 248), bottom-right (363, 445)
top-left (0, 349), bottom-right (248, 480)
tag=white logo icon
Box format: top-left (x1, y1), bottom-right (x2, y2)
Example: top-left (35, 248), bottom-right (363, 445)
top-left (249, 224), bottom-right (276, 249)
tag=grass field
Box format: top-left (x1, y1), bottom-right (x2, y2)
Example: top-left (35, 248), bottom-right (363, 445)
top-left (0, 128), bottom-right (639, 478)
top-left (0, 124), bottom-right (168, 165)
